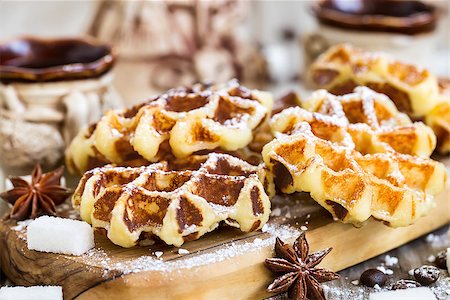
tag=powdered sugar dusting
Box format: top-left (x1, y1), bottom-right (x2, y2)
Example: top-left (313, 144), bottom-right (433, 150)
top-left (178, 248), bottom-right (189, 255)
top-left (431, 272), bottom-right (450, 300)
top-left (384, 255), bottom-right (398, 267)
top-left (322, 281), bottom-right (368, 300)
top-left (77, 223), bottom-right (300, 277)
top-left (11, 219), bottom-right (33, 232)
top-left (11, 219), bottom-right (32, 241)
top-left (426, 233), bottom-right (448, 248)
top-left (376, 265), bottom-right (393, 275)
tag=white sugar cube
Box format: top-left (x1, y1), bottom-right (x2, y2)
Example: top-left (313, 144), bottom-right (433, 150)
top-left (369, 287), bottom-right (436, 300)
top-left (0, 286), bottom-right (62, 300)
top-left (27, 216), bottom-right (94, 255)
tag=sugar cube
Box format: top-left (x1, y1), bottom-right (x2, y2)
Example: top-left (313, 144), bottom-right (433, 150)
top-left (369, 287), bottom-right (436, 300)
top-left (0, 286), bottom-right (62, 300)
top-left (27, 216), bottom-right (94, 255)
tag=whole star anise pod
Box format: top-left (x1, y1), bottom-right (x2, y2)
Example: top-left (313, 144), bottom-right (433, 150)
top-left (265, 233), bottom-right (339, 300)
top-left (0, 165), bottom-right (72, 220)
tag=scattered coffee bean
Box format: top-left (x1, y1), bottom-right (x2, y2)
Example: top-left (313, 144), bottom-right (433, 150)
top-left (435, 250), bottom-right (447, 269)
top-left (360, 269), bottom-right (388, 287)
top-left (413, 265), bottom-right (440, 286)
top-left (390, 279), bottom-right (421, 290)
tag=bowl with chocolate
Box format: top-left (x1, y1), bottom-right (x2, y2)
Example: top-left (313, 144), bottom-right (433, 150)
top-left (313, 0), bottom-right (438, 35)
top-left (0, 36), bottom-right (122, 173)
top-left (0, 36), bottom-right (115, 82)
top-left (304, 0), bottom-right (442, 68)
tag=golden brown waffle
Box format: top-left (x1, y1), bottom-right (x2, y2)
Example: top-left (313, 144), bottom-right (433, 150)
top-left (426, 79), bottom-right (450, 153)
top-left (426, 101), bottom-right (450, 154)
top-left (308, 44), bottom-right (450, 154)
top-left (72, 153), bottom-right (271, 247)
top-left (298, 87), bottom-right (437, 158)
top-left (262, 87), bottom-right (446, 227)
top-left (66, 80), bottom-right (273, 174)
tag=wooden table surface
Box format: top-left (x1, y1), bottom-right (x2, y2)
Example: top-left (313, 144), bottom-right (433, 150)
top-left (1, 220), bottom-right (449, 299)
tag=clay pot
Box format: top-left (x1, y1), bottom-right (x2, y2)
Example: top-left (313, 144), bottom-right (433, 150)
top-left (312, 0), bottom-right (438, 35)
top-left (303, 0), bottom-right (442, 70)
top-left (0, 36), bottom-right (122, 170)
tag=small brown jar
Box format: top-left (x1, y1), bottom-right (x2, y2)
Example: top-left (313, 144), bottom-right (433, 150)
top-left (0, 36), bottom-right (122, 171)
top-left (303, 0), bottom-right (441, 72)
top-left (312, 0), bottom-right (438, 35)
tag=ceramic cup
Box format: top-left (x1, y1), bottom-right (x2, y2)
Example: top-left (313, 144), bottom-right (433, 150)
top-left (303, 0), bottom-right (441, 70)
top-left (0, 36), bottom-right (122, 174)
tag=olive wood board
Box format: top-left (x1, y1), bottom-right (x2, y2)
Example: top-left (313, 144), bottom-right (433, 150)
top-left (0, 161), bottom-right (449, 300)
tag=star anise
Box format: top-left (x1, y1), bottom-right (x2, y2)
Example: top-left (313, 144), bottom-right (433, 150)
top-left (0, 164), bottom-right (72, 220)
top-left (265, 233), bottom-right (339, 300)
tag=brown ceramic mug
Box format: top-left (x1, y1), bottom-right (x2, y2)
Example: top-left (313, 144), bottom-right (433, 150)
top-left (0, 36), bottom-right (122, 172)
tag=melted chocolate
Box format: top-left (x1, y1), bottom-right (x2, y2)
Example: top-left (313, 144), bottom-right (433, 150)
top-left (250, 186), bottom-right (264, 216)
top-left (213, 96), bottom-right (254, 125)
top-left (313, 0), bottom-right (438, 35)
top-left (325, 200), bottom-right (348, 220)
top-left (191, 174), bottom-right (244, 206)
top-left (165, 94), bottom-right (209, 112)
top-left (0, 37), bottom-right (114, 82)
top-left (272, 161), bottom-right (293, 192)
top-left (176, 195), bottom-right (203, 233)
top-left (212, 155), bottom-right (254, 176)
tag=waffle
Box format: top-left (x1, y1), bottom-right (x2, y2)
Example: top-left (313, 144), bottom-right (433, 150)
top-left (426, 101), bottom-right (450, 153)
top-left (66, 80), bottom-right (273, 174)
top-left (299, 87), bottom-right (437, 158)
top-left (425, 79), bottom-right (450, 153)
top-left (72, 153), bottom-right (271, 247)
top-left (262, 87), bottom-right (447, 227)
top-left (308, 44), bottom-right (450, 153)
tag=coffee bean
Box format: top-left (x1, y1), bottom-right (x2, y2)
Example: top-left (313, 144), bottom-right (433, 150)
top-left (413, 265), bottom-right (440, 286)
top-left (390, 279), bottom-right (421, 290)
top-left (360, 269), bottom-right (388, 287)
top-left (435, 250), bottom-right (447, 269)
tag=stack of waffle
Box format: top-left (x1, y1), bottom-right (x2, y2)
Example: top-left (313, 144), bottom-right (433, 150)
top-left (69, 78), bottom-right (447, 248)
top-left (263, 87), bottom-right (446, 227)
top-left (73, 153), bottom-right (270, 247)
top-left (309, 44), bottom-right (450, 154)
top-left (66, 80), bottom-right (273, 174)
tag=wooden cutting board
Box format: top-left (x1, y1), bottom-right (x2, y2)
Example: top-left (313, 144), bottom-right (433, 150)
top-left (0, 162), bottom-right (449, 300)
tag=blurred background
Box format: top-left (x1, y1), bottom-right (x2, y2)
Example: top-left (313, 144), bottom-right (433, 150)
top-left (1, 0), bottom-right (449, 102)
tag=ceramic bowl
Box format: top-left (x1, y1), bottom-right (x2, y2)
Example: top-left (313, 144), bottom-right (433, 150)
top-left (312, 0), bottom-right (438, 35)
top-left (0, 36), bottom-right (115, 83)
top-left (0, 36), bottom-right (121, 172)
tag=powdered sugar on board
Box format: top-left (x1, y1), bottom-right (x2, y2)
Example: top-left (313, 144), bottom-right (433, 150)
top-left (7, 202), bottom-right (300, 277)
top-left (11, 219), bottom-right (33, 241)
top-left (75, 223), bottom-right (300, 278)
top-left (11, 219), bottom-right (33, 233)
